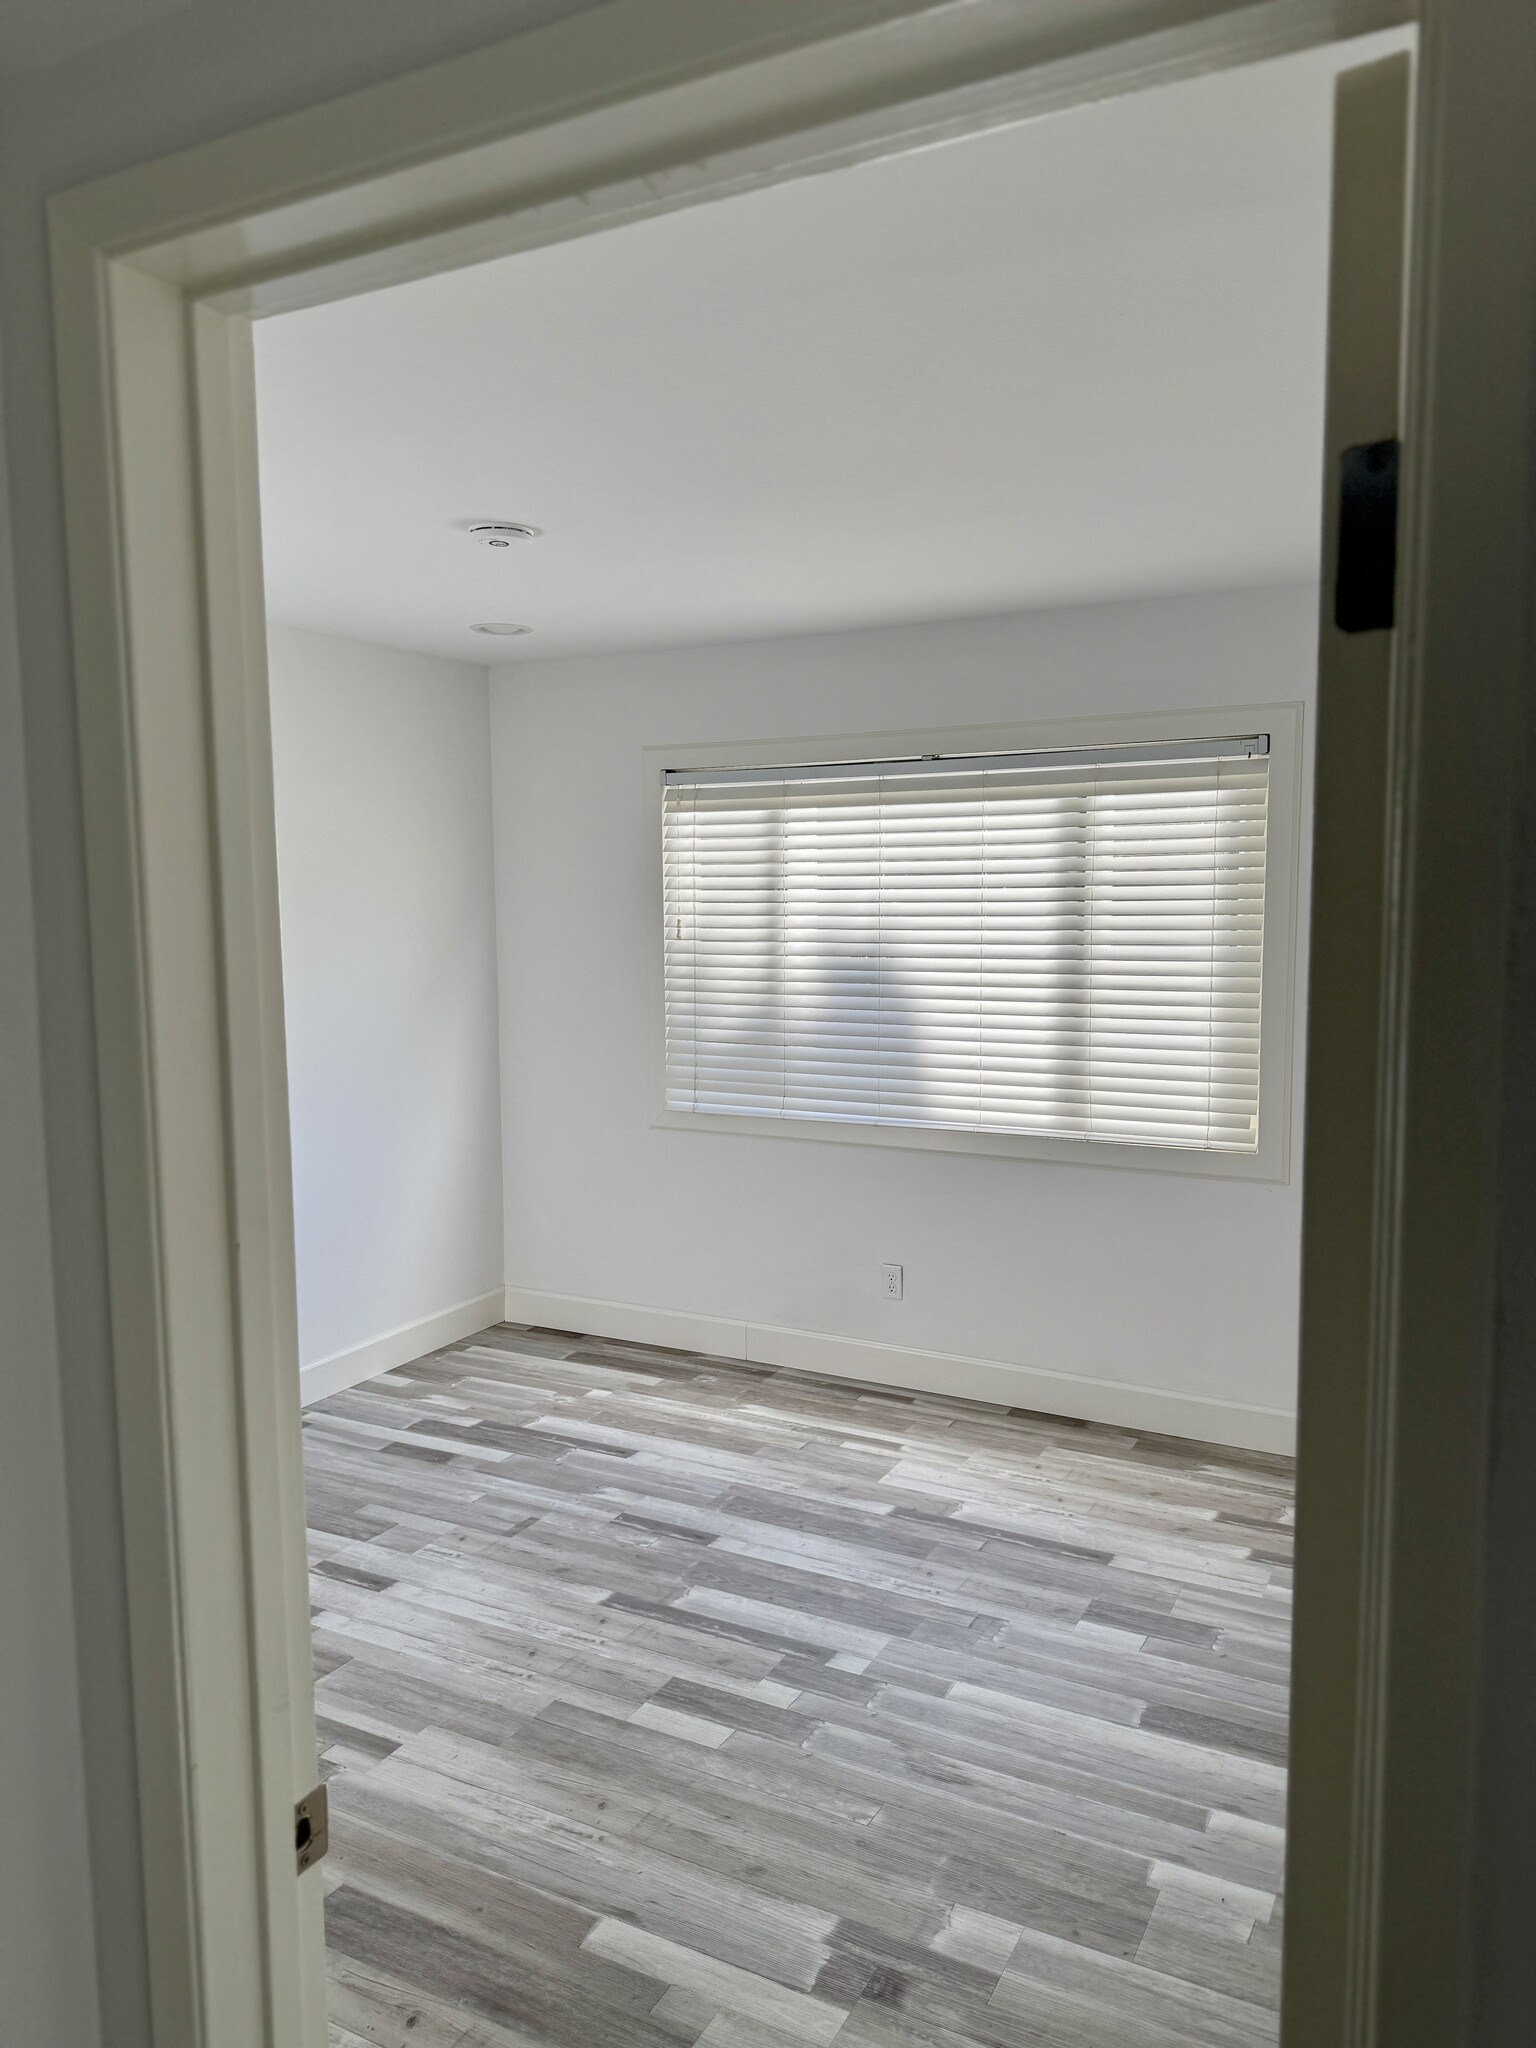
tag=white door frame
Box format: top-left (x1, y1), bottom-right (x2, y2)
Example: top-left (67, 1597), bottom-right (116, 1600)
top-left (45, 1), bottom-right (1533, 2043)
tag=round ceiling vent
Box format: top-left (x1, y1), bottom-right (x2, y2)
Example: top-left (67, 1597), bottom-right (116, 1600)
top-left (468, 521), bottom-right (543, 547)
top-left (471, 622), bottom-right (533, 636)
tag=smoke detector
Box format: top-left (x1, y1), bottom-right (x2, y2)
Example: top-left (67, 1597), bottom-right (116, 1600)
top-left (468, 521), bottom-right (542, 547)
top-left (471, 622), bottom-right (533, 636)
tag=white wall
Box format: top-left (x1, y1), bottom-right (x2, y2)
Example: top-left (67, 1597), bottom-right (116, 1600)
top-left (492, 585), bottom-right (1316, 1439)
top-left (268, 625), bottom-right (503, 1384)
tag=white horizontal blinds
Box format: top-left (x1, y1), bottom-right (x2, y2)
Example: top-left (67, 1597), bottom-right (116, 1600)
top-left (1081, 760), bottom-right (1267, 1147)
top-left (663, 780), bottom-right (786, 1116)
top-left (662, 745), bottom-right (1268, 1151)
top-left (871, 769), bottom-right (983, 1125)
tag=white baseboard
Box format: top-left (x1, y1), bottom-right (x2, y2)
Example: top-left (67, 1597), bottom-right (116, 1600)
top-left (300, 1289), bottom-right (507, 1407)
top-left (502, 1286), bottom-right (1295, 1456)
top-left (503, 1286), bottom-right (747, 1364)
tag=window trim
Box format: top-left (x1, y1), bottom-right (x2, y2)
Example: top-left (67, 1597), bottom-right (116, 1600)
top-left (645, 700), bottom-right (1305, 1182)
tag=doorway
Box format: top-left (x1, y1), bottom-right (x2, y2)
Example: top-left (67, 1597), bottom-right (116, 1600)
top-left (247, 31), bottom-right (1385, 2045)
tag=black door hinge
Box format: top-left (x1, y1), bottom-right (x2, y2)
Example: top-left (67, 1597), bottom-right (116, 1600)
top-left (1335, 437), bottom-right (1400, 634)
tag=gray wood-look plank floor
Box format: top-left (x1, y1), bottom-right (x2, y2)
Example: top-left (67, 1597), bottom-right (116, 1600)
top-left (304, 1323), bottom-right (1293, 2048)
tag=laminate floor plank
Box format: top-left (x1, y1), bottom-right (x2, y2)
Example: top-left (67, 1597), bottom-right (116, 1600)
top-left (307, 1323), bottom-right (1291, 2047)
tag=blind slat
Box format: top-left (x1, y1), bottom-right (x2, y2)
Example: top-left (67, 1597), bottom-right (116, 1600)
top-left (663, 751), bottom-right (1268, 1152)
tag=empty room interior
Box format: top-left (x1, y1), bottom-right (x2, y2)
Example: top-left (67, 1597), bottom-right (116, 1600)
top-left (252, 34), bottom-right (1401, 2048)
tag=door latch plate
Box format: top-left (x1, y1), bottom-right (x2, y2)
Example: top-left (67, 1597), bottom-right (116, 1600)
top-left (295, 1784), bottom-right (329, 1874)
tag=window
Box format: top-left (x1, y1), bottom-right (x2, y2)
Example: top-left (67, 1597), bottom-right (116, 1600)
top-left (661, 734), bottom-right (1272, 1155)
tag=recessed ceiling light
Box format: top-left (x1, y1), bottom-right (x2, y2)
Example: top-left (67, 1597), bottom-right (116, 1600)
top-left (471, 622), bottom-right (533, 636)
top-left (467, 521), bottom-right (542, 547)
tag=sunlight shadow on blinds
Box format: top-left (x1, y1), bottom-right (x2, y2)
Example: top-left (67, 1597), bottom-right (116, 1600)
top-left (663, 745), bottom-right (1267, 1152)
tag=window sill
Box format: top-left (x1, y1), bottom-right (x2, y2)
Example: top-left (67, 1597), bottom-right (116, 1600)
top-left (651, 1104), bottom-right (1289, 1181)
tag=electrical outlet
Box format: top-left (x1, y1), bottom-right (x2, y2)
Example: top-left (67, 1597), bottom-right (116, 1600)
top-left (882, 1262), bottom-right (904, 1300)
